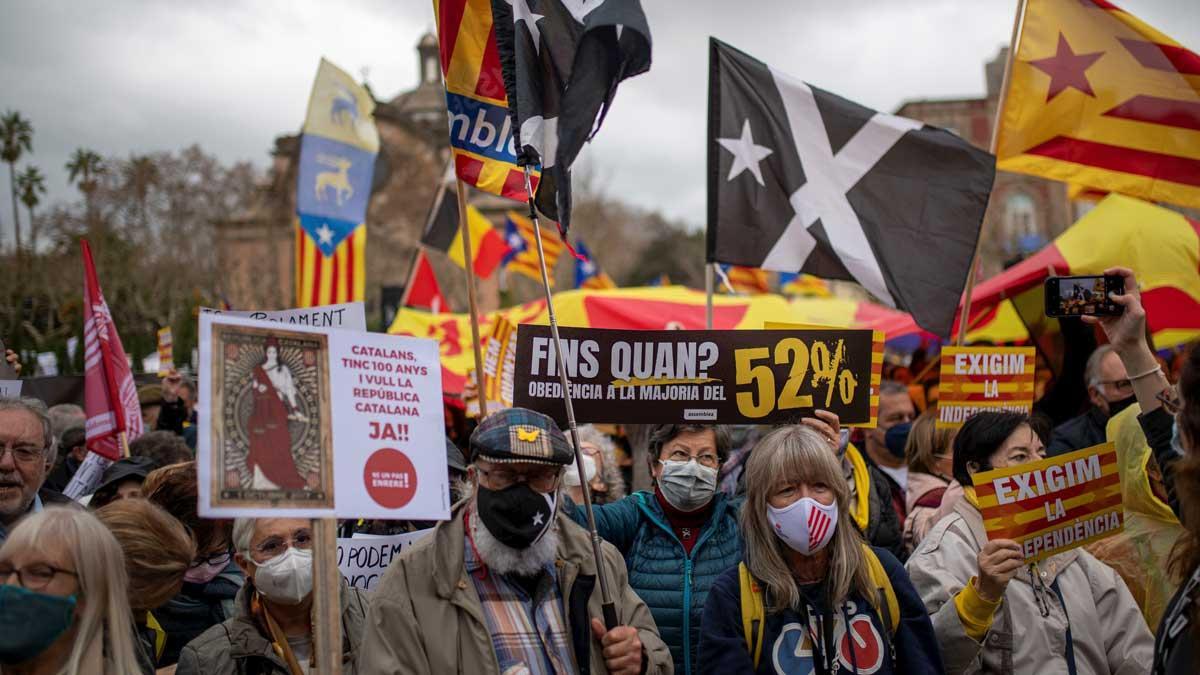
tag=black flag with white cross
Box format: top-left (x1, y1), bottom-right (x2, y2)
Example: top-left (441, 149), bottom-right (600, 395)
top-left (492, 0), bottom-right (651, 231)
top-left (706, 38), bottom-right (995, 338)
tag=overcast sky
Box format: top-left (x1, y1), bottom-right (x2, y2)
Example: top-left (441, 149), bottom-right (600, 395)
top-left (1, 0), bottom-right (1197, 245)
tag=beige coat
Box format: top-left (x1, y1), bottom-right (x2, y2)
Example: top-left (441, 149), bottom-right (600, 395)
top-left (357, 502), bottom-right (673, 675)
top-left (905, 496), bottom-right (1152, 675)
top-left (903, 471), bottom-right (950, 554)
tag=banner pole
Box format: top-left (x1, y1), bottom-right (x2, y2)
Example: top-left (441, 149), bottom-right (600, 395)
top-left (398, 246), bottom-right (423, 310)
top-left (119, 431), bottom-right (130, 459)
top-left (705, 264), bottom-right (714, 329)
top-left (311, 517), bottom-right (342, 675)
top-left (521, 167), bottom-right (618, 630)
top-left (956, 0), bottom-right (1027, 346)
top-left (454, 178), bottom-right (489, 419)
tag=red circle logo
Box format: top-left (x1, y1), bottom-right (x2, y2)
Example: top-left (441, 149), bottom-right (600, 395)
top-left (363, 448), bottom-right (418, 508)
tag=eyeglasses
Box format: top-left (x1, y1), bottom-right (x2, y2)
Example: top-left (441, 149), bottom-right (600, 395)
top-left (190, 546), bottom-right (233, 569)
top-left (1098, 378), bottom-right (1134, 394)
top-left (0, 561), bottom-right (77, 591)
top-left (0, 442), bottom-right (44, 464)
top-left (476, 464), bottom-right (561, 492)
top-left (253, 530), bottom-right (313, 559)
top-left (662, 450), bottom-right (720, 469)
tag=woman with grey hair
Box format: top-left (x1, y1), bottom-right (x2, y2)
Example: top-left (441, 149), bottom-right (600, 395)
top-left (698, 425), bottom-right (942, 674)
top-left (565, 425), bottom-right (627, 505)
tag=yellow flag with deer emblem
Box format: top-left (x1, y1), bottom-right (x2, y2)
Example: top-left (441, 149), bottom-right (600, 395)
top-left (295, 59), bottom-right (379, 307)
top-left (995, 0), bottom-right (1200, 209)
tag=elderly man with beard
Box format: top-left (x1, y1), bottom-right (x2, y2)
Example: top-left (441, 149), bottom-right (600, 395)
top-left (0, 397), bottom-right (75, 544)
top-left (360, 408), bottom-right (672, 675)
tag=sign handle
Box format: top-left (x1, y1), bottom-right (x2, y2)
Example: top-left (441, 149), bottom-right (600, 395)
top-left (455, 178), bottom-right (490, 419)
top-left (312, 517), bottom-right (343, 675)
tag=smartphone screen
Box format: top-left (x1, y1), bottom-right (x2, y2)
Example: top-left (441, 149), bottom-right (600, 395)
top-left (1044, 275), bottom-right (1124, 317)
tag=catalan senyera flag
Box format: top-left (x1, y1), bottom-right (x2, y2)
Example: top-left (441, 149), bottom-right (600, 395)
top-left (778, 272), bottom-right (831, 298)
top-left (995, 0), bottom-right (1200, 208)
top-left (295, 59), bottom-right (378, 307)
top-left (502, 210), bottom-right (562, 284)
top-left (433, 0), bottom-right (540, 201)
top-left (718, 264), bottom-right (771, 294)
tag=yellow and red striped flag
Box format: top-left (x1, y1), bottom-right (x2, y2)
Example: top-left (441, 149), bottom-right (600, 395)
top-left (294, 59), bottom-right (377, 307)
top-left (502, 210), bottom-right (562, 285)
top-left (995, 0), bottom-right (1200, 208)
top-left (718, 264), bottom-right (771, 294)
top-left (432, 0), bottom-right (540, 201)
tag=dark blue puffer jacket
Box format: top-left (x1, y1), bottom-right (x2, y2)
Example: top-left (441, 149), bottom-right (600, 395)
top-left (566, 490), bottom-right (743, 674)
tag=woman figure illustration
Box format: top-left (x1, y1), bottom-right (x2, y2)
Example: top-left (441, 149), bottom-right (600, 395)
top-left (242, 337), bottom-right (310, 490)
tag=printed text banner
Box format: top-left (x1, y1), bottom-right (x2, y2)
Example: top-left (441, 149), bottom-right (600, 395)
top-left (937, 346), bottom-right (1037, 429)
top-left (972, 443), bottom-right (1123, 563)
top-left (513, 326), bottom-right (879, 425)
top-left (338, 530), bottom-right (431, 591)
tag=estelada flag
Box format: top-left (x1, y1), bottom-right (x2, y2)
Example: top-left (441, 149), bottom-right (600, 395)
top-left (421, 182), bottom-right (511, 278)
top-left (405, 250), bottom-right (449, 314)
top-left (575, 239), bottom-right (616, 290)
top-left (81, 240), bottom-right (143, 460)
top-left (432, 0), bottom-right (540, 201)
top-left (295, 58), bottom-right (378, 307)
top-left (995, 0), bottom-right (1200, 208)
top-left (718, 264), bottom-right (770, 295)
top-left (502, 210), bottom-right (562, 285)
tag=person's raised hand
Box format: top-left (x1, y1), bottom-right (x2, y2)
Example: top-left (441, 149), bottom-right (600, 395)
top-left (800, 409), bottom-right (842, 452)
top-left (975, 539), bottom-right (1024, 601)
top-left (161, 369), bottom-right (182, 403)
top-left (590, 618), bottom-right (642, 675)
top-left (1080, 267), bottom-right (1147, 356)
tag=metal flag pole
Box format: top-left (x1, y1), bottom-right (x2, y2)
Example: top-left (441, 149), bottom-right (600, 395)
top-left (454, 178), bottom-right (489, 419)
top-left (956, 0), bottom-right (1028, 346)
top-left (522, 166), bottom-right (619, 630)
top-left (705, 263), bottom-right (714, 329)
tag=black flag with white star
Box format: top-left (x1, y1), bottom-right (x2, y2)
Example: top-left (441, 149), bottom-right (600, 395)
top-left (706, 38), bottom-right (996, 338)
top-left (491, 0), bottom-right (651, 231)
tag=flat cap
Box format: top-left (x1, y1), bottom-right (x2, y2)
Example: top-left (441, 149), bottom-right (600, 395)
top-left (469, 408), bottom-right (573, 466)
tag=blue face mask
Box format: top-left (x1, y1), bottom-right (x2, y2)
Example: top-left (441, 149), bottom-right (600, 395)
top-left (0, 585), bottom-right (77, 664)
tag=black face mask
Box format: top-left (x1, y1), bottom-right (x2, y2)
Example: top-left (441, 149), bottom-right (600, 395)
top-left (476, 483), bottom-right (555, 549)
top-left (1107, 395), bottom-right (1137, 418)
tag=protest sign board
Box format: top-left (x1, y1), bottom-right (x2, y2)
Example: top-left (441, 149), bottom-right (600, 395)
top-left (337, 529), bottom-right (431, 590)
top-left (513, 326), bottom-right (882, 425)
top-left (200, 301), bottom-right (367, 331)
top-left (972, 442), bottom-right (1122, 563)
top-left (63, 452), bottom-right (114, 499)
top-left (197, 314), bottom-right (447, 519)
top-left (157, 327), bottom-right (174, 376)
top-left (937, 346), bottom-right (1036, 429)
top-left (467, 316), bottom-right (518, 417)
top-left (0, 380), bottom-right (20, 397)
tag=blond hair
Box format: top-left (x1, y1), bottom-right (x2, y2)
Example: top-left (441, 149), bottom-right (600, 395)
top-left (96, 499), bottom-right (196, 611)
top-left (905, 408), bottom-right (955, 477)
top-left (740, 425), bottom-right (876, 613)
top-left (0, 507), bottom-right (141, 674)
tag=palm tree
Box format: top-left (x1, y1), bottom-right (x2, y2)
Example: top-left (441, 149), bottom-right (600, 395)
top-left (1, 111), bottom-right (33, 251)
top-left (15, 166), bottom-right (46, 252)
top-left (66, 148), bottom-right (105, 230)
top-left (122, 154), bottom-right (159, 231)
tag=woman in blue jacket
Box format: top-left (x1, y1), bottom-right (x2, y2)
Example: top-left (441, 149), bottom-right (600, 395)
top-left (697, 424), bottom-right (942, 674)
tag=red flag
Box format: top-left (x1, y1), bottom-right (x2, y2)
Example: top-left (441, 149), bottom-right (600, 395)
top-left (82, 240), bottom-right (143, 460)
top-left (405, 250), bottom-right (448, 314)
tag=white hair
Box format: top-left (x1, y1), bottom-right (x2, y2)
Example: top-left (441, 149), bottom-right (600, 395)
top-left (575, 425), bottom-right (627, 502)
top-left (470, 510), bottom-right (559, 576)
top-left (232, 517), bottom-right (256, 555)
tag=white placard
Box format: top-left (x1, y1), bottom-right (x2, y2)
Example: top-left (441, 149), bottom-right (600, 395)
top-left (36, 352), bottom-right (58, 376)
top-left (0, 380), bottom-right (21, 397)
top-left (63, 452), bottom-right (115, 500)
top-left (196, 314), bottom-right (447, 519)
top-left (200, 301), bottom-right (367, 331)
top-left (338, 529), bottom-right (432, 590)
top-left (142, 353), bottom-right (161, 375)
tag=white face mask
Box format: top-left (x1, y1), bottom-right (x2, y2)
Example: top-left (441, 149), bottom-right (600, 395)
top-left (253, 547), bottom-right (313, 605)
top-left (658, 459), bottom-right (718, 512)
top-left (767, 497), bottom-right (838, 556)
top-left (564, 453), bottom-right (597, 488)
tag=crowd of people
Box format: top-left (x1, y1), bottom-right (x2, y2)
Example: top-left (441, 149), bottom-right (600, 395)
top-left (0, 267), bottom-right (1197, 674)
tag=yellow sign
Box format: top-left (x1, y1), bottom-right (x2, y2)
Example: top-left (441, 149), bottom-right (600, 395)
top-left (936, 346), bottom-right (1036, 429)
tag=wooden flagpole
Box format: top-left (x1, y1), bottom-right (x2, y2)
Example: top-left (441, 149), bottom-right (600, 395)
top-left (119, 431), bottom-right (131, 459)
top-left (454, 179), bottom-right (489, 419)
top-left (521, 166), bottom-right (618, 630)
top-left (955, 0), bottom-right (1028, 346)
top-left (311, 517), bottom-right (342, 675)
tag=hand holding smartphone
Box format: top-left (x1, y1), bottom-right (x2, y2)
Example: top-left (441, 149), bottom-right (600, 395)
top-left (1044, 275), bottom-right (1125, 318)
